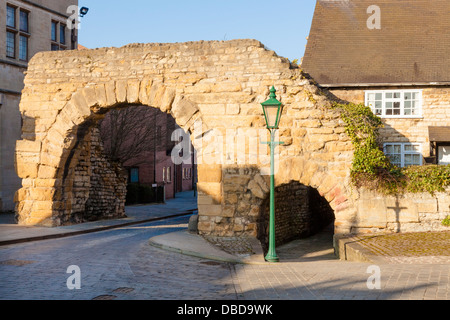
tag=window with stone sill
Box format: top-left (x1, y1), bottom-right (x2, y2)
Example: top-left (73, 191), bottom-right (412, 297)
top-left (183, 167), bottom-right (192, 180)
top-left (365, 90), bottom-right (423, 118)
top-left (6, 5), bottom-right (30, 61)
top-left (19, 34), bottom-right (28, 61)
top-left (384, 143), bottom-right (422, 167)
top-left (51, 20), bottom-right (67, 51)
top-left (166, 166), bottom-right (171, 182)
top-left (6, 31), bottom-right (15, 58)
top-left (6, 5), bottom-right (16, 28)
top-left (19, 10), bottom-right (29, 33)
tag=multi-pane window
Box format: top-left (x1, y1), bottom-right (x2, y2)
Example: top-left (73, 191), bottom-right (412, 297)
top-left (51, 21), bottom-right (57, 42)
top-left (384, 143), bottom-right (422, 167)
top-left (6, 31), bottom-right (15, 58)
top-left (162, 167), bottom-right (172, 183)
top-left (366, 90), bottom-right (422, 118)
top-left (19, 10), bottom-right (28, 32)
top-left (51, 20), bottom-right (66, 51)
top-left (19, 35), bottom-right (28, 61)
top-left (6, 5), bottom-right (16, 58)
top-left (6, 5), bottom-right (15, 28)
top-left (60, 24), bottom-right (66, 45)
top-left (5, 4), bottom-right (30, 61)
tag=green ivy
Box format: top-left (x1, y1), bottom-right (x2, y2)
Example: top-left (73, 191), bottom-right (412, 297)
top-left (331, 102), bottom-right (450, 195)
top-left (403, 165), bottom-right (450, 194)
top-left (442, 216), bottom-right (450, 227)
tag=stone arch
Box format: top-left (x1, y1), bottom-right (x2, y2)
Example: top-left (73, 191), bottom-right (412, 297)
top-left (16, 79), bottom-right (207, 226)
top-left (15, 39), bottom-right (358, 236)
top-left (258, 181), bottom-right (335, 252)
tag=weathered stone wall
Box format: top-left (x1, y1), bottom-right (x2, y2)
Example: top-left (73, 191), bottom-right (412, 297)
top-left (15, 39), bottom-right (450, 237)
top-left (351, 188), bottom-right (450, 234)
top-left (15, 39), bottom-right (356, 236)
top-left (15, 122), bottom-right (127, 226)
top-left (71, 127), bottom-right (127, 223)
top-left (258, 181), bottom-right (334, 252)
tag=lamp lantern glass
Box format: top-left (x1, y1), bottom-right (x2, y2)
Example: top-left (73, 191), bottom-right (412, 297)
top-left (261, 86), bottom-right (282, 129)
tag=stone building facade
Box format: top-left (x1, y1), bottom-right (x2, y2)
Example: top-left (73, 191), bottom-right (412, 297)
top-left (0, 0), bottom-right (78, 212)
top-left (328, 88), bottom-right (450, 165)
top-left (302, 0), bottom-right (450, 167)
top-left (301, 0), bottom-right (450, 233)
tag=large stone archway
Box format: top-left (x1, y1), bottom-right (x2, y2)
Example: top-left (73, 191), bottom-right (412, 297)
top-left (15, 39), bottom-right (357, 236)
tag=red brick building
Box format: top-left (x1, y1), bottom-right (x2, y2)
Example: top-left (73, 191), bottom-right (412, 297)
top-left (99, 106), bottom-right (196, 201)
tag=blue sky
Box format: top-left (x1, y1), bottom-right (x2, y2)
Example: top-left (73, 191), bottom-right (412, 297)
top-left (77, 0), bottom-right (317, 61)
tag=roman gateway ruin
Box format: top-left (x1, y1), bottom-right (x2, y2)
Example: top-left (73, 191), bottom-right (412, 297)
top-left (15, 40), bottom-right (449, 241)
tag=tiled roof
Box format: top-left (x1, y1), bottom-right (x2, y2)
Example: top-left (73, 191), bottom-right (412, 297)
top-left (302, 0), bottom-right (450, 87)
top-left (429, 126), bottom-right (450, 142)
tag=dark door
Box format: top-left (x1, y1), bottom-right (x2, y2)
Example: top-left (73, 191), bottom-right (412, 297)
top-left (176, 164), bottom-right (183, 193)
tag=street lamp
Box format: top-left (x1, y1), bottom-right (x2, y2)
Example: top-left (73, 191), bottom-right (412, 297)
top-left (261, 86), bottom-right (283, 263)
top-left (79, 7), bottom-right (89, 17)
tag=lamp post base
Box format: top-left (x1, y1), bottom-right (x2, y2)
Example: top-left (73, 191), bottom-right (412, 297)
top-left (265, 253), bottom-right (279, 263)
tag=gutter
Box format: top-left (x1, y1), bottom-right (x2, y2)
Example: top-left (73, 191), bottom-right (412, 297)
top-left (319, 82), bottom-right (450, 89)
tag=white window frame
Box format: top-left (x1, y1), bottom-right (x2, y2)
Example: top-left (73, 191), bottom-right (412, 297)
top-left (383, 143), bottom-right (423, 167)
top-left (166, 166), bottom-right (171, 182)
top-left (365, 89), bottom-right (423, 118)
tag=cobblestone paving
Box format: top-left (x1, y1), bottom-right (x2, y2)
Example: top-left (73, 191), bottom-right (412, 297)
top-left (203, 236), bottom-right (256, 256)
top-left (1, 217), bottom-right (449, 300)
top-left (0, 216), bottom-right (237, 300)
top-left (232, 261), bottom-right (450, 300)
top-left (230, 228), bottom-right (450, 300)
top-left (355, 231), bottom-right (450, 264)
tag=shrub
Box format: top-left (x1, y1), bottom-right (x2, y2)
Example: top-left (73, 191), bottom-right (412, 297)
top-left (442, 216), bottom-right (450, 227)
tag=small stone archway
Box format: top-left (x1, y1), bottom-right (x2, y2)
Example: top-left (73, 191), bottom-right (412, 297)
top-left (15, 39), bottom-right (358, 237)
top-left (258, 181), bottom-right (335, 252)
top-left (15, 81), bottom-right (205, 227)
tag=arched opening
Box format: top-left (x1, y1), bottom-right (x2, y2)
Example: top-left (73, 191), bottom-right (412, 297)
top-left (52, 103), bottom-right (197, 225)
top-left (14, 40), bottom-right (358, 234)
top-left (98, 105), bottom-right (197, 206)
top-left (257, 181), bottom-right (335, 254)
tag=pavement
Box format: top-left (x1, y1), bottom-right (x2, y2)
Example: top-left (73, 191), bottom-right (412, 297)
top-left (0, 191), bottom-right (198, 246)
top-left (1, 190), bottom-right (449, 265)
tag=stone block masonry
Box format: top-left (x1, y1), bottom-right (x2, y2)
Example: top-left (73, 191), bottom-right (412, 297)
top-left (352, 188), bottom-right (450, 234)
top-left (258, 181), bottom-right (335, 253)
top-left (15, 39), bottom-right (450, 240)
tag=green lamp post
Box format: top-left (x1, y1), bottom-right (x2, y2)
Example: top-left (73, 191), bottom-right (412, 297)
top-left (261, 86), bottom-right (283, 263)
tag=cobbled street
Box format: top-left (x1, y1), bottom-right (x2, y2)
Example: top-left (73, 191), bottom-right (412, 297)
top-left (0, 215), bottom-right (449, 301)
top-left (0, 216), bottom-right (237, 300)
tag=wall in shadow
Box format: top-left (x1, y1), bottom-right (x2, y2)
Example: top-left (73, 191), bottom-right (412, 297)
top-left (258, 181), bottom-right (335, 254)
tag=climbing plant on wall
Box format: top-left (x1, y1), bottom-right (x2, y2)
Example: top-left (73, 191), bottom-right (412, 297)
top-left (331, 102), bottom-right (450, 195)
